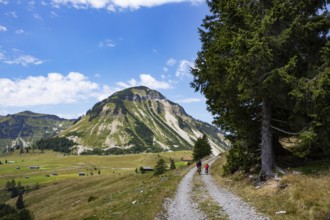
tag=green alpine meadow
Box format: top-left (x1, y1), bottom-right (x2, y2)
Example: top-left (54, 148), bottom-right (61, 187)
top-left (1, 0), bottom-right (329, 219)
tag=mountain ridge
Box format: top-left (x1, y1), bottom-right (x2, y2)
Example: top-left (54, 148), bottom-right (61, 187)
top-left (0, 111), bottom-right (74, 152)
top-left (62, 86), bottom-right (228, 154)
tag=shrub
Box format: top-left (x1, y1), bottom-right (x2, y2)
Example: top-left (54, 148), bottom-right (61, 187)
top-left (223, 141), bottom-right (258, 175)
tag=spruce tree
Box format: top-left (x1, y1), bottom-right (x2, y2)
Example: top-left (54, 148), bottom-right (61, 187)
top-left (192, 0), bottom-right (329, 178)
top-left (154, 158), bottom-right (166, 176)
top-left (193, 135), bottom-right (212, 161)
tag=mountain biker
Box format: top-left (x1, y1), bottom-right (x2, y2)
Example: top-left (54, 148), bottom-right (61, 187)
top-left (204, 163), bottom-right (209, 174)
top-left (196, 159), bottom-right (202, 174)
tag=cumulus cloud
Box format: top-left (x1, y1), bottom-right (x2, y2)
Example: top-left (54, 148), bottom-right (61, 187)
top-left (51, 0), bottom-right (203, 11)
top-left (0, 72), bottom-right (114, 107)
top-left (0, 25), bottom-right (7, 32)
top-left (176, 59), bottom-right (194, 77)
top-left (116, 74), bottom-right (172, 90)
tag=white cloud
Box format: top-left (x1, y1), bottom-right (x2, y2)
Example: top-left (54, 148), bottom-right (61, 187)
top-left (175, 98), bottom-right (202, 103)
top-left (6, 11), bottom-right (18, 18)
top-left (98, 39), bottom-right (116, 48)
top-left (15, 29), bottom-right (25, 34)
top-left (33, 13), bottom-right (43, 20)
top-left (176, 59), bottom-right (194, 77)
top-left (0, 72), bottom-right (114, 107)
top-left (3, 54), bottom-right (43, 66)
top-left (0, 25), bottom-right (7, 32)
top-left (166, 58), bottom-right (176, 66)
top-left (0, 49), bottom-right (43, 66)
top-left (116, 74), bottom-right (172, 90)
top-left (0, 0), bottom-right (9, 5)
top-left (94, 85), bottom-right (116, 100)
top-left (51, 0), bottom-right (203, 11)
top-left (51, 11), bottom-right (59, 17)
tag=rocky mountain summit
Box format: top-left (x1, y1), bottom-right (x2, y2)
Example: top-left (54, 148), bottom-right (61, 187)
top-left (62, 86), bottom-right (228, 154)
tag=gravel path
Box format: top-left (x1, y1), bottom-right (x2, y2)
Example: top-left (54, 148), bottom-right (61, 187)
top-left (164, 156), bottom-right (269, 220)
top-left (166, 164), bottom-right (207, 220)
top-left (202, 157), bottom-right (269, 220)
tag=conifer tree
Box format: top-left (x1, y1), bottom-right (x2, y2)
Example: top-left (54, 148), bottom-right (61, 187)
top-left (193, 134), bottom-right (212, 161)
top-left (154, 158), bottom-right (166, 176)
top-left (192, 0), bottom-right (329, 178)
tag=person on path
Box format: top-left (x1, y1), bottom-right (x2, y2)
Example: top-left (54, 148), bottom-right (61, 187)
top-left (204, 163), bottom-right (209, 174)
top-left (196, 159), bottom-right (202, 174)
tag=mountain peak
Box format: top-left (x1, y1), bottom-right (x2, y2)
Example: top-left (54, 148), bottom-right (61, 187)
top-left (66, 86), bottom-right (228, 154)
top-left (112, 86), bottom-right (166, 101)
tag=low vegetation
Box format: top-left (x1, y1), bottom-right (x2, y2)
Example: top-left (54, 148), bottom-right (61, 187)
top-left (211, 153), bottom-right (330, 220)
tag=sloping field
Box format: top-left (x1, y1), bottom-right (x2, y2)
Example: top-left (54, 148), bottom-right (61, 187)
top-left (1, 150), bottom-right (193, 219)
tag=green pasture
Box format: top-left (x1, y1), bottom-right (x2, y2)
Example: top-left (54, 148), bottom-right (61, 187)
top-left (0, 150), bottom-right (192, 186)
top-left (1, 150), bottom-right (193, 219)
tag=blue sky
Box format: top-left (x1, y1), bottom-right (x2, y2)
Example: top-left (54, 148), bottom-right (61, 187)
top-left (0, 0), bottom-right (215, 123)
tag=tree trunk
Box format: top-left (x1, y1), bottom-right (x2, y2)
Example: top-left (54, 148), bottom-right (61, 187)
top-left (260, 98), bottom-right (276, 179)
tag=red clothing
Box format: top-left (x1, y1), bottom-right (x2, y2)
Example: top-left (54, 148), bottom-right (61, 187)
top-left (204, 164), bottom-right (209, 169)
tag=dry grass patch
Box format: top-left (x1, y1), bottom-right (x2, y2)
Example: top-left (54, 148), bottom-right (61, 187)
top-left (211, 154), bottom-right (330, 220)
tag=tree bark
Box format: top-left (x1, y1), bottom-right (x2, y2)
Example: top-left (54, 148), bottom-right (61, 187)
top-left (260, 98), bottom-right (276, 179)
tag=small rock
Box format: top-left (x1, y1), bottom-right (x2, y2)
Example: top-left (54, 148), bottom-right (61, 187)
top-left (277, 183), bottom-right (288, 189)
top-left (274, 174), bottom-right (281, 181)
top-left (255, 186), bottom-right (261, 189)
top-left (275, 210), bottom-right (287, 215)
top-left (292, 171), bottom-right (301, 175)
top-left (132, 200), bottom-right (137, 205)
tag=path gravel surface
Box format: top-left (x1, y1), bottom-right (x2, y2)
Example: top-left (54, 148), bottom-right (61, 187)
top-left (166, 163), bottom-right (207, 220)
top-left (164, 156), bottom-right (269, 220)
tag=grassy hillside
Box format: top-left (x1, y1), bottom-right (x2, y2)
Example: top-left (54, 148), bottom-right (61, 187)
top-left (1, 150), bottom-right (193, 219)
top-left (211, 154), bottom-right (330, 220)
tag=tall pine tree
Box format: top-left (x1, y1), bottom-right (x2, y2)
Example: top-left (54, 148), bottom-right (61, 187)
top-left (192, 0), bottom-right (329, 178)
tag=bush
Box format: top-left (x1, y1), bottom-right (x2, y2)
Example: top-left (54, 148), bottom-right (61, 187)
top-left (223, 141), bottom-right (258, 175)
